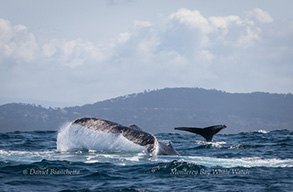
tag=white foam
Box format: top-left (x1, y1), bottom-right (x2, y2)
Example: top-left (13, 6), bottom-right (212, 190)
top-left (1, 148), bottom-right (292, 167)
top-left (82, 152), bottom-right (147, 164)
top-left (256, 130), bottom-right (269, 134)
top-left (193, 140), bottom-right (227, 148)
top-left (56, 123), bottom-right (146, 152)
top-left (0, 150), bottom-right (52, 156)
top-left (0, 149), bottom-right (55, 163)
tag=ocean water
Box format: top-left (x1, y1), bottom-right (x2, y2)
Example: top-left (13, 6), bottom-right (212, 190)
top-left (0, 124), bottom-right (292, 192)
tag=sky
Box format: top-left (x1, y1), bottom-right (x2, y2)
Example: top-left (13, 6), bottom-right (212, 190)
top-left (0, 0), bottom-right (293, 107)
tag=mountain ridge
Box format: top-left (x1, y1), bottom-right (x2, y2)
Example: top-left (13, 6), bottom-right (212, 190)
top-left (0, 87), bottom-right (292, 133)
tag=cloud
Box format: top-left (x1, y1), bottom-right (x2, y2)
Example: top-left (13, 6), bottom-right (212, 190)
top-left (0, 18), bottom-right (107, 69)
top-left (209, 15), bottom-right (242, 30)
top-left (0, 18), bottom-right (39, 63)
top-left (134, 20), bottom-right (153, 28)
top-left (248, 8), bottom-right (274, 24)
top-left (117, 33), bottom-right (131, 44)
top-left (0, 8), bottom-right (274, 67)
top-left (42, 39), bottom-right (57, 57)
top-left (0, 18), bottom-right (13, 43)
top-left (169, 8), bottom-right (211, 34)
top-left (41, 39), bottom-right (108, 68)
top-left (13, 24), bottom-right (27, 32)
top-left (0, 7), bottom-right (292, 104)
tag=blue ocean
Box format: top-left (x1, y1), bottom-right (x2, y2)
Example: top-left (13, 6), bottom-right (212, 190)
top-left (0, 123), bottom-right (292, 192)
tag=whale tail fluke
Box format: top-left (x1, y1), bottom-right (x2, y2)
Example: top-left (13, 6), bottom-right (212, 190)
top-left (174, 125), bottom-right (227, 142)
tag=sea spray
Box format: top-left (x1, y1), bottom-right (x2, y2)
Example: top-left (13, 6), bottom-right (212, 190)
top-left (56, 123), bottom-right (146, 152)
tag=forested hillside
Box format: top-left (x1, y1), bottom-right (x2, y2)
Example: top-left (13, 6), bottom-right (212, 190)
top-left (1, 88), bottom-right (292, 133)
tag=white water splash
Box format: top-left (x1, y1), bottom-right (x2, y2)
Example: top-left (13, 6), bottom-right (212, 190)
top-left (193, 140), bottom-right (227, 148)
top-left (256, 130), bottom-right (269, 134)
top-left (56, 123), bottom-right (146, 152)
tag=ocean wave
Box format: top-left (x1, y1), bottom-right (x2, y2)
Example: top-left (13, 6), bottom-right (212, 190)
top-left (227, 144), bottom-right (265, 149)
top-left (1, 128), bottom-right (292, 168)
top-left (256, 130), bottom-right (269, 134)
top-left (1, 148), bottom-right (292, 168)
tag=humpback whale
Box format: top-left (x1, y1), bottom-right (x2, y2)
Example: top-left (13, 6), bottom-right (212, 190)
top-left (72, 117), bottom-right (179, 156)
top-left (174, 125), bottom-right (227, 142)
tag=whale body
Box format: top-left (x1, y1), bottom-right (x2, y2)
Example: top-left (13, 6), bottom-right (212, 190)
top-left (72, 117), bottom-right (179, 156)
top-left (174, 125), bottom-right (227, 142)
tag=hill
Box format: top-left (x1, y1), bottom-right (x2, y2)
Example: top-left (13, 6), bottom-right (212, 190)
top-left (0, 88), bottom-right (292, 133)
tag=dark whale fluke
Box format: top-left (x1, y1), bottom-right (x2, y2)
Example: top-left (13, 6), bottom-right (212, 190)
top-left (174, 125), bottom-right (227, 142)
top-left (73, 117), bottom-right (179, 155)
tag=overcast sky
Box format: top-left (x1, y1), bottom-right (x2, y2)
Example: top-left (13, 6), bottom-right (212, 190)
top-left (0, 0), bottom-right (292, 107)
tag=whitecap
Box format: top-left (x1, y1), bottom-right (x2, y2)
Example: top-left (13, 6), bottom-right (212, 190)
top-left (256, 130), bottom-right (269, 134)
top-left (193, 140), bottom-right (227, 148)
